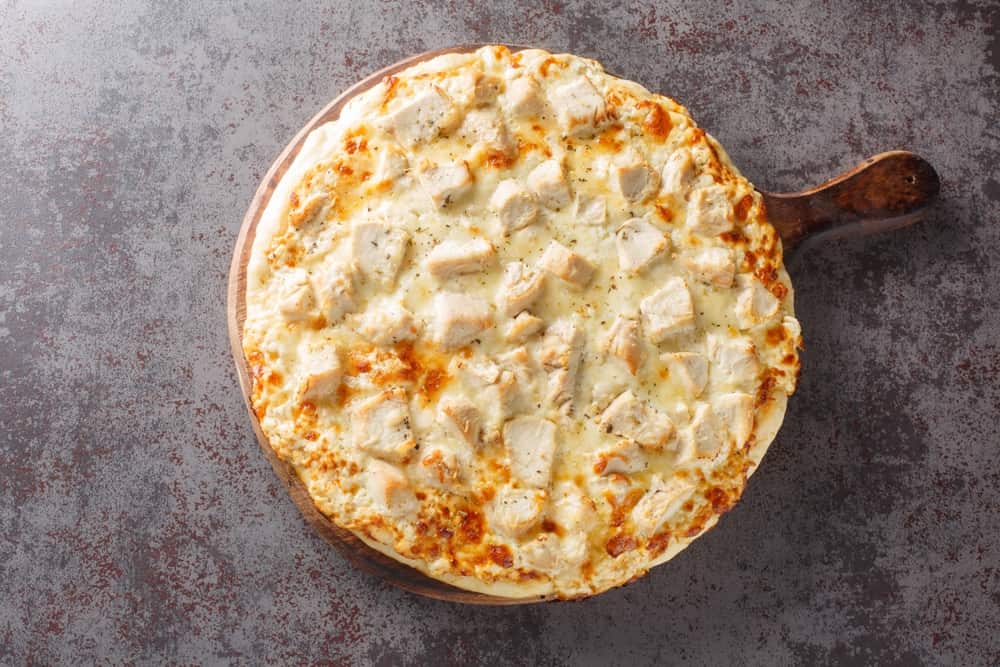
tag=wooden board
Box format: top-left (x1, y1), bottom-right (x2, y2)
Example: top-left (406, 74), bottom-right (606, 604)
top-left (227, 43), bottom-right (939, 605)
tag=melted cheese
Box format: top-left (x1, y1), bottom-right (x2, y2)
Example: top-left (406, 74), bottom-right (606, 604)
top-left (243, 46), bottom-right (802, 599)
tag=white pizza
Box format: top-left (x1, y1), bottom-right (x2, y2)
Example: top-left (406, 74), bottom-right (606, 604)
top-left (242, 46), bottom-right (801, 599)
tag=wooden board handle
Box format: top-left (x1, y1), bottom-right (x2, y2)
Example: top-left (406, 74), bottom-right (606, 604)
top-left (762, 151), bottom-right (940, 251)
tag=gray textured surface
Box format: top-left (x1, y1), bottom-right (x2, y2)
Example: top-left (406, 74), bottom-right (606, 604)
top-left (2, 1), bottom-right (998, 664)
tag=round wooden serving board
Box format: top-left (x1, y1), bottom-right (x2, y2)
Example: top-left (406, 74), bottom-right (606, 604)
top-left (227, 44), bottom-right (940, 604)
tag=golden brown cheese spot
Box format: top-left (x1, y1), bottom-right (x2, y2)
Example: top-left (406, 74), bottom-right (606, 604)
top-left (606, 532), bottom-right (638, 558)
top-left (654, 204), bottom-right (674, 223)
top-left (608, 487), bottom-right (645, 528)
top-left (597, 124), bottom-right (625, 152)
top-left (705, 486), bottom-right (736, 514)
top-left (637, 101), bottom-right (672, 141)
top-left (489, 544), bottom-right (515, 568)
top-left (683, 504), bottom-right (716, 538)
top-left (458, 508), bottom-right (485, 544)
top-left (344, 131), bottom-right (368, 155)
top-left (646, 531), bottom-right (672, 557)
top-left (541, 519), bottom-right (563, 536)
top-left (538, 56), bottom-right (568, 78)
top-left (766, 325), bottom-right (788, 346)
top-left (486, 150), bottom-right (517, 170)
top-left (734, 194), bottom-right (753, 222)
top-left (720, 229), bottom-right (747, 245)
top-left (380, 75), bottom-right (401, 110)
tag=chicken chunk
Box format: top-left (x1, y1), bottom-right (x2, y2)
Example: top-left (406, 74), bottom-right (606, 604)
top-left (574, 193), bottom-right (607, 226)
top-left (713, 392), bottom-right (754, 448)
top-left (538, 240), bottom-right (595, 288)
top-left (298, 347), bottom-right (342, 403)
top-left (550, 481), bottom-right (596, 531)
top-left (614, 151), bottom-right (660, 202)
top-left (313, 264), bottom-right (356, 323)
top-left (594, 439), bottom-right (647, 475)
top-left (497, 261), bottom-right (546, 316)
top-left (488, 486), bottom-right (546, 538)
top-left (660, 352), bottom-right (709, 397)
top-left (506, 75), bottom-right (545, 117)
top-left (437, 396), bottom-right (482, 447)
top-left (539, 319), bottom-right (585, 409)
top-left (431, 292), bottom-right (492, 349)
top-left (472, 73), bottom-right (502, 106)
top-left (489, 179), bottom-right (539, 232)
top-left (351, 388), bottom-right (416, 463)
top-left (520, 534), bottom-right (560, 572)
top-left (735, 274), bottom-right (781, 329)
top-left (707, 333), bottom-right (760, 388)
top-left (457, 108), bottom-right (516, 159)
top-left (681, 247), bottom-right (736, 287)
top-left (350, 221), bottom-right (409, 288)
top-left (278, 272), bottom-right (315, 321)
top-left (365, 459), bottom-right (418, 518)
top-left (373, 144), bottom-right (409, 186)
top-left (615, 217), bottom-right (669, 274)
top-left (548, 76), bottom-right (607, 137)
top-left (426, 238), bottom-right (495, 280)
top-left (527, 159), bottom-right (572, 209)
top-left (688, 402), bottom-right (724, 458)
top-left (380, 85), bottom-right (460, 148)
top-left (456, 353), bottom-right (532, 445)
top-left (660, 148), bottom-right (695, 197)
top-left (687, 185), bottom-right (734, 236)
top-left (598, 390), bottom-right (675, 451)
top-left (505, 311), bottom-right (545, 343)
top-left (602, 315), bottom-right (644, 375)
top-left (419, 161), bottom-right (473, 208)
top-left (630, 475), bottom-right (693, 538)
top-left (357, 301), bottom-right (419, 346)
top-left (504, 415), bottom-right (557, 488)
top-left (639, 277), bottom-right (695, 342)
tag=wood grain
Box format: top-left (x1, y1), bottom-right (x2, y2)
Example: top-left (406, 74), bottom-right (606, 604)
top-left (763, 150), bottom-right (940, 252)
top-left (227, 44), bottom-right (939, 604)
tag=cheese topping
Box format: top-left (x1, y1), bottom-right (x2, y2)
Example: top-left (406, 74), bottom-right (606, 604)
top-left (243, 46), bottom-right (801, 599)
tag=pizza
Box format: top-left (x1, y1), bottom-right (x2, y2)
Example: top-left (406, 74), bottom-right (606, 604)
top-left (241, 45), bottom-right (801, 599)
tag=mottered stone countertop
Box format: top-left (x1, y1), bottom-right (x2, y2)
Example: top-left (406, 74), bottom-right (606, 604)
top-left (2, 1), bottom-right (998, 664)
